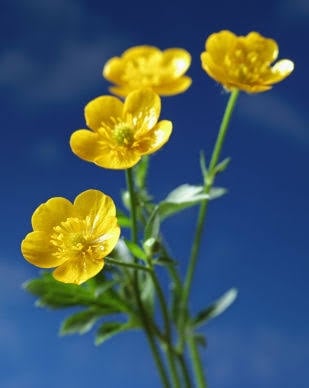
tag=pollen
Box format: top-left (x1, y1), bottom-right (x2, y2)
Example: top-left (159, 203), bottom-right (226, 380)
top-left (113, 123), bottom-right (134, 146)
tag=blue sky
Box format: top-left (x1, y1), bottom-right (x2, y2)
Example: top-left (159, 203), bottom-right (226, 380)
top-left (1, 0), bottom-right (308, 387)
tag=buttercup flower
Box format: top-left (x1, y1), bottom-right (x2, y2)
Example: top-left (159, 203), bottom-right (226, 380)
top-left (103, 45), bottom-right (192, 97)
top-left (21, 189), bottom-right (120, 285)
top-left (201, 30), bottom-right (294, 93)
top-left (70, 88), bottom-right (173, 169)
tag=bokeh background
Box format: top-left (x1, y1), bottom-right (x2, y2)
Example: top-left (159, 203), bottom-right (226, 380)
top-left (1, 0), bottom-right (308, 387)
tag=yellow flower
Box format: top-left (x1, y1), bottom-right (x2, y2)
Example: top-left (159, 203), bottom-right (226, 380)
top-left (70, 88), bottom-right (173, 169)
top-left (21, 189), bottom-right (120, 285)
top-left (201, 30), bottom-right (294, 93)
top-left (103, 45), bottom-right (192, 97)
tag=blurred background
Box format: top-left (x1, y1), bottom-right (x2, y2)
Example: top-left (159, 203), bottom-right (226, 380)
top-left (1, 0), bottom-right (308, 387)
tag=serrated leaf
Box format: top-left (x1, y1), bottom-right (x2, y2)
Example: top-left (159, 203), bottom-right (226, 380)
top-left (192, 288), bottom-right (238, 328)
top-left (95, 321), bottom-right (135, 345)
top-left (124, 240), bottom-right (147, 261)
top-left (60, 308), bottom-right (106, 335)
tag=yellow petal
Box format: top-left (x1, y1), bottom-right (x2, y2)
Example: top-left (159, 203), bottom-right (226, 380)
top-left (121, 45), bottom-right (161, 60)
top-left (93, 148), bottom-right (141, 169)
top-left (70, 129), bottom-right (103, 163)
top-left (31, 197), bottom-right (73, 232)
top-left (205, 30), bottom-right (237, 62)
top-left (98, 223), bottom-right (121, 256)
top-left (103, 57), bottom-right (124, 84)
top-left (124, 89), bottom-right (161, 130)
top-left (161, 48), bottom-right (191, 77)
top-left (154, 76), bottom-right (192, 96)
top-left (74, 189), bottom-right (116, 223)
top-left (84, 96), bottom-right (123, 131)
top-left (266, 59), bottom-right (294, 84)
top-left (139, 120), bottom-right (173, 155)
top-left (244, 32), bottom-right (278, 62)
top-left (21, 231), bottom-right (67, 268)
top-left (53, 258), bottom-right (104, 285)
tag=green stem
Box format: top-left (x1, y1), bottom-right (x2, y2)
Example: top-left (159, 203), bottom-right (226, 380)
top-left (178, 354), bottom-right (193, 388)
top-left (125, 168), bottom-right (138, 245)
top-left (125, 168), bottom-right (171, 388)
top-left (183, 89), bottom-right (239, 312)
top-left (105, 256), bottom-right (151, 272)
top-left (180, 89), bottom-right (240, 386)
top-left (187, 334), bottom-right (206, 388)
top-left (149, 266), bottom-right (181, 387)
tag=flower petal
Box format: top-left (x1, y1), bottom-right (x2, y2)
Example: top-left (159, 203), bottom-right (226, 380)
top-left (31, 197), bottom-right (73, 232)
top-left (93, 148), bottom-right (141, 169)
top-left (124, 89), bottom-right (161, 131)
top-left (84, 96), bottom-right (123, 131)
top-left (74, 189), bottom-right (116, 223)
top-left (53, 258), bottom-right (104, 285)
top-left (70, 129), bottom-right (103, 163)
top-left (139, 120), bottom-right (173, 155)
top-left (154, 76), bottom-right (192, 96)
top-left (161, 48), bottom-right (191, 77)
top-left (21, 231), bottom-right (67, 268)
top-left (205, 30), bottom-right (237, 62)
top-left (266, 59), bottom-right (294, 84)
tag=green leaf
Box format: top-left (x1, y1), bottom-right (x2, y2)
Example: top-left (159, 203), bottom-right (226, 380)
top-left (23, 272), bottom-right (95, 309)
top-left (158, 184), bottom-right (210, 220)
top-left (208, 187), bottom-right (227, 200)
top-left (199, 150), bottom-right (208, 180)
top-left (60, 308), bottom-right (106, 335)
top-left (124, 240), bottom-right (147, 261)
top-left (194, 333), bottom-right (207, 348)
top-left (133, 155), bottom-right (149, 189)
top-left (95, 320), bottom-right (136, 345)
top-left (191, 288), bottom-right (238, 328)
top-left (116, 210), bottom-right (131, 228)
top-left (214, 157), bottom-right (231, 174)
top-left (144, 207), bottom-right (161, 241)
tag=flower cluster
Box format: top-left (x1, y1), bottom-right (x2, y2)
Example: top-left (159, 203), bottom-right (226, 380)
top-left (21, 30), bottom-right (294, 285)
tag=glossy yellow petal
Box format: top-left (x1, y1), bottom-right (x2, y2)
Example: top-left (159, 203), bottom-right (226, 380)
top-left (53, 258), bottom-right (104, 285)
top-left (92, 148), bottom-right (141, 169)
top-left (70, 129), bottom-right (103, 163)
top-left (84, 96), bottom-right (123, 131)
top-left (138, 120), bottom-right (173, 155)
top-left (161, 48), bottom-right (191, 77)
top-left (124, 89), bottom-right (161, 131)
top-left (21, 231), bottom-right (67, 268)
top-left (201, 30), bottom-right (294, 93)
top-left (31, 197), bottom-right (73, 232)
top-left (74, 189), bottom-right (116, 222)
top-left (266, 59), bottom-right (295, 84)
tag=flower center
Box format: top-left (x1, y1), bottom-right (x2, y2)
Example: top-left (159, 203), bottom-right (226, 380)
top-left (50, 217), bottom-right (105, 262)
top-left (113, 123), bottom-right (134, 146)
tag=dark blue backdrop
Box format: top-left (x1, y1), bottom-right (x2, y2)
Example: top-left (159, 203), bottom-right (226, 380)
top-left (1, 0), bottom-right (308, 387)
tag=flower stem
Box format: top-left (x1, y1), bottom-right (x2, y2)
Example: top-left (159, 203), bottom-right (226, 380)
top-left (125, 168), bottom-right (171, 388)
top-left (183, 89), bottom-right (239, 311)
top-left (180, 89), bottom-right (240, 387)
top-left (105, 256), bottom-right (151, 272)
top-left (148, 266), bottom-right (181, 388)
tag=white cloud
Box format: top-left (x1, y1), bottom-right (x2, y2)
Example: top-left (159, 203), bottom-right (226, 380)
top-left (238, 93), bottom-right (309, 145)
